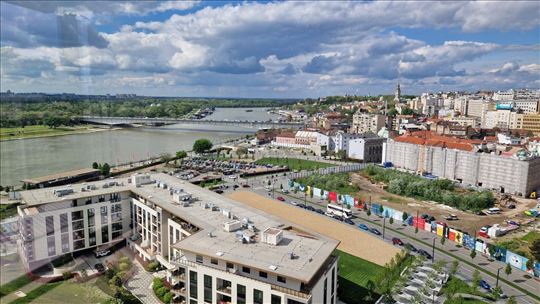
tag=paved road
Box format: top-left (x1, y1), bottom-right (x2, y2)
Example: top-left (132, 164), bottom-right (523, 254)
top-left (220, 175), bottom-right (540, 304)
top-left (125, 259), bottom-right (162, 304)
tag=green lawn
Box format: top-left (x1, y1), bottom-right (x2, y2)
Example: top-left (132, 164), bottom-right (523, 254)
top-left (443, 277), bottom-right (495, 302)
top-left (521, 231), bottom-right (540, 244)
top-left (0, 274), bottom-right (32, 298)
top-left (335, 250), bottom-right (385, 303)
top-left (0, 125), bottom-right (93, 141)
top-left (254, 157), bottom-right (334, 171)
top-left (28, 279), bottom-right (112, 304)
top-left (445, 298), bottom-right (488, 304)
top-left (0, 203), bottom-right (20, 221)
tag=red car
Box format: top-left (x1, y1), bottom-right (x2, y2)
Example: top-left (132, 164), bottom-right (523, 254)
top-left (277, 196), bottom-right (285, 201)
top-left (392, 238), bottom-right (404, 246)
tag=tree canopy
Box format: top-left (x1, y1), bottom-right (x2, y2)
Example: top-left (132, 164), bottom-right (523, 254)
top-left (193, 139), bottom-right (213, 154)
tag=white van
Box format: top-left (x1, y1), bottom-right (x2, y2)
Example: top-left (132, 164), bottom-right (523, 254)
top-left (487, 207), bottom-right (501, 214)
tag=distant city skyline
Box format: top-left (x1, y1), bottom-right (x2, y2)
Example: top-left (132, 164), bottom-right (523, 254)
top-left (1, 0), bottom-right (539, 98)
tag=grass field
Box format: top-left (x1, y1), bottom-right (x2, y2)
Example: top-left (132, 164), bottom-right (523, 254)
top-left (29, 279), bottom-right (112, 304)
top-left (0, 203), bottom-right (20, 221)
top-left (254, 157), bottom-right (334, 171)
top-left (336, 250), bottom-right (385, 303)
top-left (0, 125), bottom-right (96, 141)
top-left (521, 231), bottom-right (540, 244)
top-left (0, 275), bottom-right (33, 298)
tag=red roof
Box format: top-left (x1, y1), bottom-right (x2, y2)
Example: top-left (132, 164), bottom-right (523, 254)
top-left (394, 131), bottom-right (478, 151)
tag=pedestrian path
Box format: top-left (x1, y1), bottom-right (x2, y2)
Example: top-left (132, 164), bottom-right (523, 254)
top-left (124, 259), bottom-right (162, 304)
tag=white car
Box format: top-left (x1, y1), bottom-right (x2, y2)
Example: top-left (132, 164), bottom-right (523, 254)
top-left (95, 249), bottom-right (111, 257)
top-left (228, 175), bottom-right (237, 179)
top-left (282, 189), bottom-right (289, 194)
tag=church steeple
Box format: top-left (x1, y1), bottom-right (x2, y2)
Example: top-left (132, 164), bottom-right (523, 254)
top-left (394, 83), bottom-right (401, 103)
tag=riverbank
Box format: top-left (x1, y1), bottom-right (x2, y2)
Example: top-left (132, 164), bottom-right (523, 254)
top-left (0, 125), bottom-right (119, 141)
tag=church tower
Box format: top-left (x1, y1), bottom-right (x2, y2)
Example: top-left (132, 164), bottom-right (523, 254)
top-left (394, 83), bottom-right (401, 103)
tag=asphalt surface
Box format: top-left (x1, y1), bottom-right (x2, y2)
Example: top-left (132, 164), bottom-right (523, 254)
top-left (219, 174), bottom-right (540, 304)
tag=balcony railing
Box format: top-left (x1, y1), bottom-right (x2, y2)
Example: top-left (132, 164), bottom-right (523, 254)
top-left (169, 256), bottom-right (311, 300)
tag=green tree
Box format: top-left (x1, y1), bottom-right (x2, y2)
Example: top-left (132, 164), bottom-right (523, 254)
top-left (379, 205), bottom-right (384, 215)
top-left (449, 260), bottom-right (459, 277)
top-left (530, 238), bottom-right (540, 262)
top-left (366, 209), bottom-right (371, 217)
top-left (402, 212), bottom-right (408, 222)
top-left (526, 258), bottom-right (534, 270)
top-left (389, 217), bottom-right (394, 225)
top-left (440, 236), bottom-right (446, 246)
top-left (236, 147), bottom-right (248, 158)
top-left (492, 286), bottom-right (502, 300)
top-left (193, 138), bottom-right (213, 154)
top-left (175, 150), bottom-right (187, 159)
top-left (160, 153), bottom-right (172, 165)
top-left (505, 263), bottom-right (512, 278)
top-left (92, 162), bottom-right (99, 169)
top-left (471, 269), bottom-right (481, 291)
top-left (470, 249), bottom-right (476, 261)
top-left (101, 163), bottom-right (111, 176)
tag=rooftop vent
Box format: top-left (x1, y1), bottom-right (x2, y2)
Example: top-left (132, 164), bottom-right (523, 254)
top-left (224, 220), bottom-right (242, 232)
top-left (216, 251), bottom-right (224, 256)
top-left (288, 252), bottom-right (297, 260)
top-left (269, 265), bottom-right (278, 271)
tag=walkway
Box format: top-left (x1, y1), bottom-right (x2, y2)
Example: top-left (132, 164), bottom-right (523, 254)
top-left (124, 259), bottom-right (162, 304)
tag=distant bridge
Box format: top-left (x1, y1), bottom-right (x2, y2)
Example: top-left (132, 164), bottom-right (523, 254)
top-left (77, 116), bottom-right (307, 129)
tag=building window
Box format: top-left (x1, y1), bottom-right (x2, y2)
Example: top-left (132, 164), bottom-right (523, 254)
top-left (277, 276), bottom-right (286, 283)
top-left (331, 267), bottom-right (335, 295)
top-left (242, 266), bottom-right (250, 273)
top-left (72, 210), bottom-right (83, 221)
top-left (253, 289), bottom-right (263, 304)
top-left (101, 226), bottom-right (109, 243)
top-left (87, 208), bottom-right (95, 227)
top-left (323, 277), bottom-right (327, 304)
top-left (271, 294), bottom-right (282, 304)
top-left (196, 255), bottom-right (203, 263)
top-left (237, 284), bottom-right (246, 304)
top-left (226, 262), bottom-right (234, 269)
top-left (89, 227), bottom-right (96, 246)
top-left (46, 216), bottom-right (54, 236)
top-left (203, 275), bottom-right (212, 303)
top-left (259, 271), bottom-right (267, 278)
top-left (101, 206), bottom-right (108, 225)
top-left (47, 236), bottom-right (55, 256)
top-left (61, 234), bottom-right (70, 253)
top-left (60, 213), bottom-right (68, 233)
top-left (210, 258), bottom-right (218, 265)
top-left (189, 271), bottom-right (197, 299)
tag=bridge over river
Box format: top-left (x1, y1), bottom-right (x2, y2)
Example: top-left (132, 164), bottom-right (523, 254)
top-left (77, 116), bottom-right (307, 129)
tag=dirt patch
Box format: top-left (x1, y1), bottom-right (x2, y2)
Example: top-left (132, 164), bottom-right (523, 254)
top-left (351, 173), bottom-right (537, 235)
top-left (227, 191), bottom-right (400, 267)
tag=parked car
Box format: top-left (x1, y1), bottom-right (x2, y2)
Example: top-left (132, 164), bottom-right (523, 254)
top-left (405, 243), bottom-right (417, 252)
top-left (445, 214), bottom-right (459, 221)
top-left (369, 228), bottom-right (381, 235)
top-left (233, 185), bottom-right (239, 189)
top-left (508, 204), bottom-right (516, 209)
top-left (392, 238), bottom-right (404, 246)
top-left (344, 218), bottom-right (354, 225)
top-left (506, 220), bottom-right (520, 226)
top-left (475, 210), bottom-right (487, 216)
top-left (479, 280), bottom-right (491, 291)
top-left (306, 205), bottom-right (316, 211)
top-left (417, 249), bottom-right (432, 259)
top-left (420, 214), bottom-right (429, 220)
top-left (214, 189), bottom-right (224, 194)
top-left (276, 196), bottom-right (285, 202)
top-left (242, 184), bottom-right (250, 188)
top-left (282, 189), bottom-right (289, 194)
top-left (427, 216), bottom-right (436, 222)
top-left (94, 263), bottom-right (105, 272)
top-left (228, 175), bottom-right (237, 179)
top-left (95, 249), bottom-right (111, 258)
top-left (358, 223), bottom-right (369, 231)
top-left (315, 209), bottom-right (325, 215)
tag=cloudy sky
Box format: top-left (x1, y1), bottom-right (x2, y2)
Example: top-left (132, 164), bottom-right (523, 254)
top-left (1, 1), bottom-right (539, 97)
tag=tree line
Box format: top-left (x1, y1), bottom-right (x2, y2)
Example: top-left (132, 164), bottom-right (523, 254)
top-left (363, 165), bottom-right (494, 211)
top-left (0, 97), bottom-right (294, 127)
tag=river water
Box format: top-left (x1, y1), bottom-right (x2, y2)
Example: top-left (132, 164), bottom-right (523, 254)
top-left (0, 107), bottom-right (279, 186)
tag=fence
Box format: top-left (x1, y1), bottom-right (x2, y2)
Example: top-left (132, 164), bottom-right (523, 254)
top-left (290, 177), bottom-right (540, 278)
top-left (287, 163), bottom-right (368, 179)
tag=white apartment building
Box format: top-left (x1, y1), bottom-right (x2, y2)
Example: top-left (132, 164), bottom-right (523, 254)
top-left (484, 109), bottom-right (523, 129)
top-left (497, 100), bottom-right (539, 114)
top-left (447, 116), bottom-right (480, 128)
top-left (18, 173), bottom-right (340, 304)
top-left (351, 112), bottom-right (385, 134)
top-left (466, 99), bottom-right (496, 126)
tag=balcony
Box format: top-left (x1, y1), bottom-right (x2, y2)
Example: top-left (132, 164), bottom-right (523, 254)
top-left (216, 279), bottom-right (232, 295)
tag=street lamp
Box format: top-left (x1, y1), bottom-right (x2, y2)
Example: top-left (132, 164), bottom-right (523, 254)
top-left (382, 217), bottom-right (386, 240)
top-left (431, 237), bottom-right (436, 262)
top-left (496, 267), bottom-right (503, 288)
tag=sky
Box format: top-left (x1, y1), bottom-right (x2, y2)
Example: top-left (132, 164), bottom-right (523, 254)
top-left (1, 0), bottom-right (539, 98)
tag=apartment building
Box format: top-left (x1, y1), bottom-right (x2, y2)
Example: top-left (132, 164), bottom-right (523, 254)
top-left (497, 99), bottom-right (539, 114)
top-left (520, 114), bottom-right (540, 135)
top-left (383, 132), bottom-right (540, 197)
top-left (467, 99), bottom-right (496, 126)
top-left (483, 109), bottom-right (522, 129)
top-left (18, 173), bottom-right (340, 304)
top-left (351, 112), bottom-right (385, 134)
top-left (18, 181), bottom-right (132, 269)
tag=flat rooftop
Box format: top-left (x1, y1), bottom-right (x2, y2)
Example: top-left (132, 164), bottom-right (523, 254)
top-left (19, 173), bottom-right (339, 282)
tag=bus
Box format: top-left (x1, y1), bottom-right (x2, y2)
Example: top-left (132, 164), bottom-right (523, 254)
top-left (326, 203), bottom-right (352, 219)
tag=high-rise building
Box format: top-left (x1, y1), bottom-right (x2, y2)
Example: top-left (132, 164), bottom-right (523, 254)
top-left (351, 112), bottom-right (386, 134)
top-left (394, 83), bottom-right (401, 103)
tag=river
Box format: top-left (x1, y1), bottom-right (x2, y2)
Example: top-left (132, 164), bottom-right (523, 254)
top-left (0, 107), bottom-right (279, 186)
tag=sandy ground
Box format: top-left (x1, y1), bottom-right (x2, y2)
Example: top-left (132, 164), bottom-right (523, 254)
top-left (227, 191), bottom-right (400, 267)
top-left (351, 173), bottom-right (538, 235)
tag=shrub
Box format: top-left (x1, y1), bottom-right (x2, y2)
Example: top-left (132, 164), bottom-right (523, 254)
top-left (147, 261), bottom-right (160, 272)
top-left (156, 286), bottom-right (168, 298)
top-left (119, 262), bottom-right (129, 272)
top-left (163, 292), bottom-right (174, 303)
